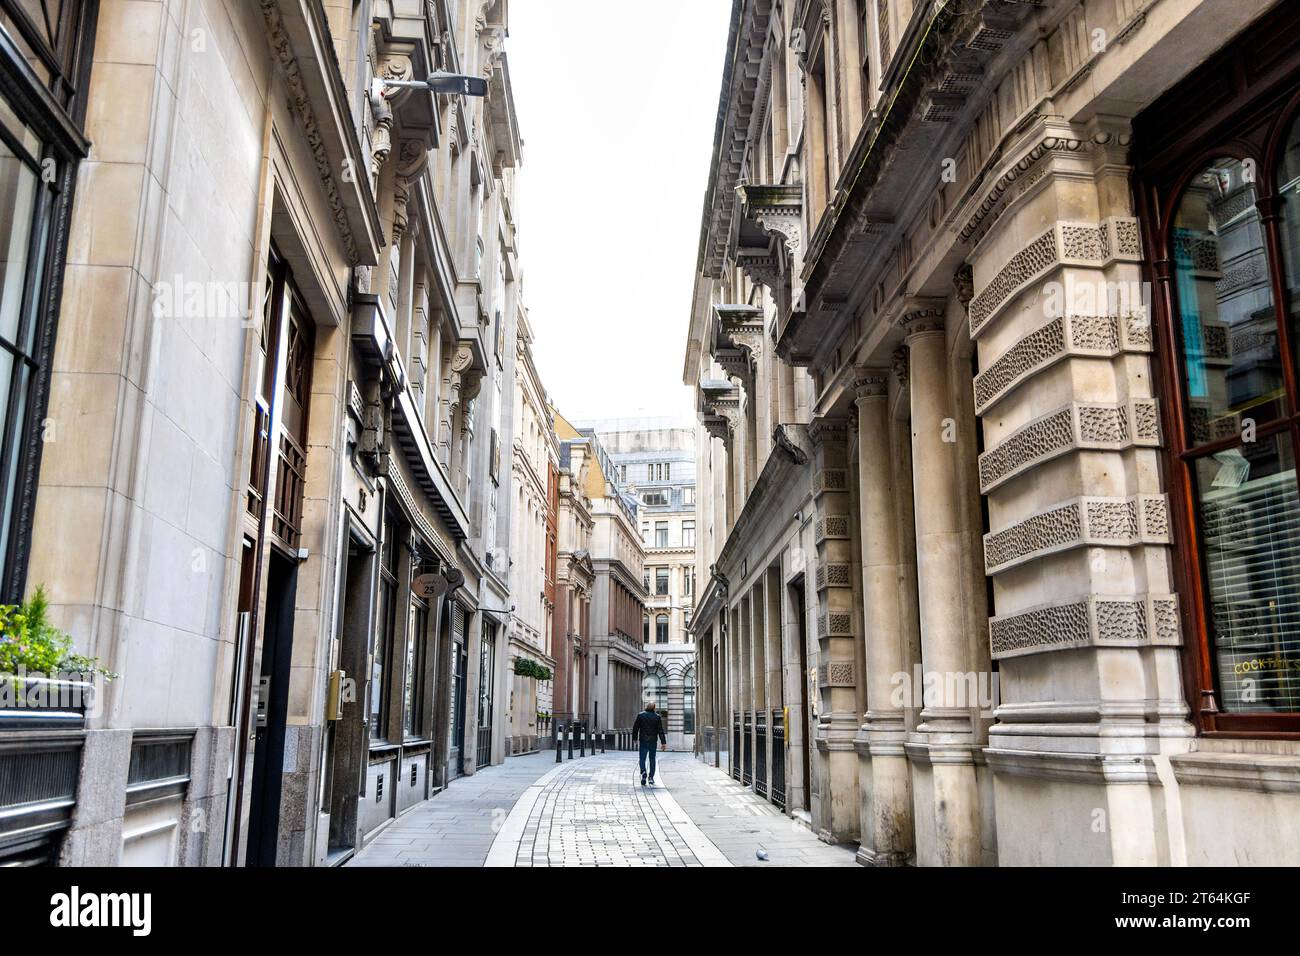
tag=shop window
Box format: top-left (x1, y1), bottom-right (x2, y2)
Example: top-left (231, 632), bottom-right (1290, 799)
top-left (402, 599), bottom-right (429, 739)
top-left (1136, 16), bottom-right (1300, 734)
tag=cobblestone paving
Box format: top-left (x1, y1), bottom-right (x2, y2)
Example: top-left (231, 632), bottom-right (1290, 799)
top-left (349, 749), bottom-right (859, 867)
top-left (512, 760), bottom-right (704, 866)
top-left (348, 752), bottom-right (557, 867)
top-left (657, 754), bottom-right (860, 867)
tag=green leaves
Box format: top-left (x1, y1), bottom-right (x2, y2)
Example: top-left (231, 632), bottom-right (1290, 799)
top-left (0, 585), bottom-right (116, 679)
top-left (512, 657), bottom-right (552, 681)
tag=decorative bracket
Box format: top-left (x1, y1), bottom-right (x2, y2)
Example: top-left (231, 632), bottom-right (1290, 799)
top-left (736, 183), bottom-right (803, 256)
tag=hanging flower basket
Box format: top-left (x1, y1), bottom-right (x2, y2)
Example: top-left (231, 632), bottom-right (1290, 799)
top-left (512, 658), bottom-right (552, 681)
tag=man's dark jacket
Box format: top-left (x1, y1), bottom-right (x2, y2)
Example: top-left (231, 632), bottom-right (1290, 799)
top-left (632, 709), bottom-right (666, 746)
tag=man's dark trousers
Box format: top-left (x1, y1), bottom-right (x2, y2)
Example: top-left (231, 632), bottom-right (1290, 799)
top-left (639, 739), bottom-right (657, 779)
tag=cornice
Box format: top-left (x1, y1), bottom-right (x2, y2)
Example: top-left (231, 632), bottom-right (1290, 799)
top-left (259, 0), bottom-right (381, 266)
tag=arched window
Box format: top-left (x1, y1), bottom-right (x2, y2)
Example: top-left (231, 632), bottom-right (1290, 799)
top-left (1137, 47), bottom-right (1300, 733)
top-left (643, 614), bottom-right (650, 643)
top-left (641, 666), bottom-right (668, 714)
top-left (655, 613), bottom-right (669, 643)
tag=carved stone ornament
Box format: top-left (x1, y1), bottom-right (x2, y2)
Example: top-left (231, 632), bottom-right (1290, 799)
top-left (891, 347), bottom-right (909, 389)
top-left (451, 345), bottom-right (475, 374)
top-left (895, 298), bottom-right (947, 338)
top-left (953, 264), bottom-right (974, 306)
top-left (737, 183), bottom-right (803, 256)
top-left (258, 0), bottom-right (360, 264)
top-left (851, 367), bottom-right (889, 400)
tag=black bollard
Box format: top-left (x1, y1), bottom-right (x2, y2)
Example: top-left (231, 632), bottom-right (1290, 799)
top-left (555, 722), bottom-right (562, 763)
top-left (601, 730), bottom-right (607, 754)
top-left (579, 722), bottom-right (586, 757)
top-left (567, 722), bottom-right (574, 760)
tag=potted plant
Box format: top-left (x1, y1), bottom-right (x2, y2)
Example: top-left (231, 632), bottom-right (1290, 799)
top-left (0, 587), bottom-right (115, 729)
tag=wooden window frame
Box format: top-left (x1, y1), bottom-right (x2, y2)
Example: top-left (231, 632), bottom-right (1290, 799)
top-left (1134, 6), bottom-right (1300, 737)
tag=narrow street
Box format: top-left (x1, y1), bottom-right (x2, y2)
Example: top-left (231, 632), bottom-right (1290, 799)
top-left (348, 753), bottom-right (856, 868)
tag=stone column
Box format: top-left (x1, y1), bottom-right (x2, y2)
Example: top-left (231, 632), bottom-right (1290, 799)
top-left (904, 311), bottom-right (981, 866)
top-left (712, 431), bottom-right (729, 547)
top-left (713, 633), bottom-right (724, 767)
top-left (728, 602), bottom-right (742, 779)
top-left (852, 368), bottom-right (914, 865)
top-left (765, 566), bottom-right (784, 804)
top-left (731, 412), bottom-right (747, 519)
top-left (750, 578), bottom-right (767, 793)
top-left (808, 416), bottom-right (860, 842)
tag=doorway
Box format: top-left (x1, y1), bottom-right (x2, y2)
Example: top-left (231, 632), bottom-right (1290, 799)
top-left (246, 550), bottom-right (298, 866)
top-left (325, 532), bottom-right (375, 859)
top-left (791, 576), bottom-right (812, 811)
top-left (448, 606), bottom-right (468, 779)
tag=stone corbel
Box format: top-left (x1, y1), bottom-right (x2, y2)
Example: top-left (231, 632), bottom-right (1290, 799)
top-left (700, 380), bottom-right (742, 442)
top-left (480, 28), bottom-right (503, 79)
top-left (715, 348), bottom-right (753, 396)
top-left (891, 347), bottom-right (909, 389)
top-left (953, 264), bottom-right (974, 309)
top-left (736, 247), bottom-right (783, 291)
top-left (359, 373), bottom-right (390, 475)
top-left (392, 139), bottom-right (431, 244)
top-left (737, 183), bottom-right (803, 257)
top-left (474, 0), bottom-right (496, 35)
top-left (370, 94), bottom-right (394, 181)
top-left (713, 303), bottom-right (765, 380)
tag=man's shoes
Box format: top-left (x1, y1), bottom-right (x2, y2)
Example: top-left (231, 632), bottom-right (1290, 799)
top-left (641, 771), bottom-right (647, 786)
top-left (648, 777), bottom-right (654, 786)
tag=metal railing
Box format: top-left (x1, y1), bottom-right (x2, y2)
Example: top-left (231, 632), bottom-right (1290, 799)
top-left (770, 709), bottom-right (786, 810)
top-left (731, 714), bottom-right (741, 781)
top-left (754, 710), bottom-right (767, 798)
top-left (742, 712), bottom-right (753, 787)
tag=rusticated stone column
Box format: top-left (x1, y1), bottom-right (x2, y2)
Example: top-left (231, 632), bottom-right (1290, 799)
top-left (852, 368), bottom-right (914, 866)
top-left (808, 416), bottom-right (860, 843)
top-left (904, 312), bottom-right (982, 867)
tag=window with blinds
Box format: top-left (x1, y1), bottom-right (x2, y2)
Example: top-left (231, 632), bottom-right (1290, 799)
top-left (1197, 439), bottom-right (1300, 712)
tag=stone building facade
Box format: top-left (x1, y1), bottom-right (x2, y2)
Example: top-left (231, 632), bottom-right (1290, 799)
top-left (505, 309), bottom-right (558, 754)
top-left (0, 0), bottom-right (552, 867)
top-left (686, 0), bottom-right (1300, 865)
top-left (554, 411), bottom-right (648, 735)
top-left (587, 420), bottom-right (699, 750)
top-left (552, 419), bottom-right (596, 726)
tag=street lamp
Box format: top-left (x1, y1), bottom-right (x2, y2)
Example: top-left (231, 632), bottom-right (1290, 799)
top-left (372, 72), bottom-right (489, 100)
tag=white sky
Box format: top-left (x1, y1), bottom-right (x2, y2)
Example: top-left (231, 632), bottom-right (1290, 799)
top-left (507, 0), bottom-right (733, 425)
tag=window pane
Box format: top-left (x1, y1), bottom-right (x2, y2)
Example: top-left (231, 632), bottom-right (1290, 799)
top-left (1194, 431), bottom-right (1300, 712)
top-left (0, 145), bottom-right (38, 349)
top-left (371, 579), bottom-right (394, 740)
top-left (403, 602), bottom-right (426, 739)
top-left (0, 356), bottom-right (22, 559)
top-left (1172, 157), bottom-right (1283, 446)
top-left (1274, 115), bottom-right (1300, 391)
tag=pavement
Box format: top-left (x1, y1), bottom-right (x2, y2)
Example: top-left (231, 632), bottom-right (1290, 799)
top-left (347, 749), bottom-right (858, 867)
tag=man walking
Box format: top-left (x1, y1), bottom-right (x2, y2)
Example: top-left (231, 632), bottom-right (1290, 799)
top-left (632, 702), bottom-right (668, 786)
